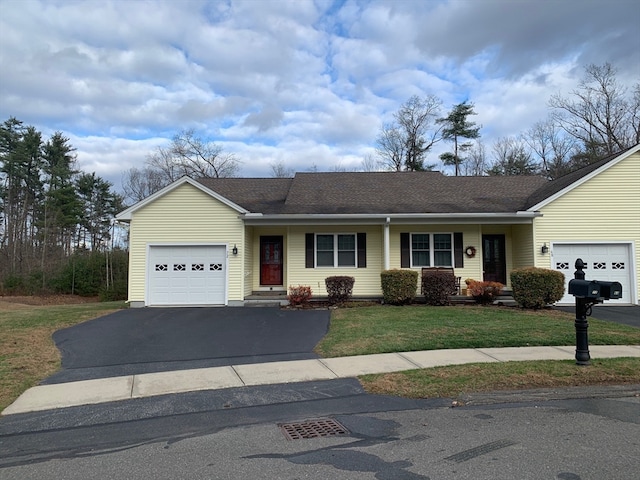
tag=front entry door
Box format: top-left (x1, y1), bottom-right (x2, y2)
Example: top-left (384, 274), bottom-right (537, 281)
top-left (482, 234), bottom-right (506, 284)
top-left (260, 236), bottom-right (283, 286)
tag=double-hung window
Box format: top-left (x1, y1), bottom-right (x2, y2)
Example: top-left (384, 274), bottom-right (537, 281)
top-left (411, 233), bottom-right (453, 267)
top-left (316, 234), bottom-right (356, 267)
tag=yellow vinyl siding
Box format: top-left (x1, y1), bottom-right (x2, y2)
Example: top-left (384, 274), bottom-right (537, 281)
top-left (533, 151), bottom-right (640, 302)
top-left (128, 183), bottom-right (245, 304)
top-left (286, 226), bottom-right (383, 296)
top-left (511, 224), bottom-right (535, 270)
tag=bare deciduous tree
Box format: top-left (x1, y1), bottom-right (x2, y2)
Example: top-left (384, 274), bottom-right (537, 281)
top-left (269, 160), bottom-right (294, 178)
top-left (376, 95), bottom-right (442, 171)
top-left (549, 63), bottom-right (640, 158)
top-left (121, 167), bottom-right (167, 204)
top-left (463, 141), bottom-right (487, 176)
top-left (148, 129), bottom-right (239, 180)
top-left (360, 153), bottom-right (380, 172)
top-left (488, 137), bottom-right (540, 176)
top-left (122, 129), bottom-right (239, 203)
top-left (523, 119), bottom-right (576, 180)
top-left (376, 125), bottom-right (405, 171)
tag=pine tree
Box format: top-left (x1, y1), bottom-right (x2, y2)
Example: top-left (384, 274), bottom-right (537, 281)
top-left (438, 101), bottom-right (481, 176)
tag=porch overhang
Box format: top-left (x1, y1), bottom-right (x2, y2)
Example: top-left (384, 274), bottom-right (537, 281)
top-left (241, 211), bottom-right (541, 226)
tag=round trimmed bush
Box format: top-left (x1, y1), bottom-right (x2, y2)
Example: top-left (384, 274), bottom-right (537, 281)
top-left (511, 267), bottom-right (565, 309)
top-left (381, 269), bottom-right (418, 305)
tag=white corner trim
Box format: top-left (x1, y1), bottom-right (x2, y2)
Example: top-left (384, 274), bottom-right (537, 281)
top-left (116, 176), bottom-right (249, 221)
top-left (528, 144), bottom-right (640, 212)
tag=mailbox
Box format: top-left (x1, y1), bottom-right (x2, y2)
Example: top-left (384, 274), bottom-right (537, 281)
top-left (568, 279), bottom-right (601, 299)
top-left (595, 281), bottom-right (622, 300)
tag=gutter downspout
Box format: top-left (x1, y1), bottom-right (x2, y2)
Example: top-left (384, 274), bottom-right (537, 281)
top-left (384, 217), bottom-right (390, 270)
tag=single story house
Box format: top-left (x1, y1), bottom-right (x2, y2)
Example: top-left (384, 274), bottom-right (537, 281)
top-left (116, 144), bottom-right (640, 307)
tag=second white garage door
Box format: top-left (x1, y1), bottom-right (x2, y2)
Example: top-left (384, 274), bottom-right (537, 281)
top-left (552, 243), bottom-right (632, 304)
top-left (148, 245), bottom-right (227, 306)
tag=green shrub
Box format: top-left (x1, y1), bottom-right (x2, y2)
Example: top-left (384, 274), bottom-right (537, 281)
top-left (380, 269), bottom-right (418, 305)
top-left (511, 267), bottom-right (565, 309)
top-left (288, 285), bottom-right (312, 306)
top-left (421, 270), bottom-right (456, 305)
top-left (99, 279), bottom-right (128, 301)
top-left (2, 274), bottom-right (25, 295)
top-left (49, 249), bottom-right (129, 297)
top-left (466, 279), bottom-right (504, 305)
top-left (325, 276), bottom-right (355, 305)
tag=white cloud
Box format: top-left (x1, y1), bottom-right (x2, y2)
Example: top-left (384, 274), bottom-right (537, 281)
top-left (0, 0), bottom-right (638, 191)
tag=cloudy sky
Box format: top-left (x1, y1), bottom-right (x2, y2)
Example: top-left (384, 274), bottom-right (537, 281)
top-left (1, 0), bottom-right (639, 191)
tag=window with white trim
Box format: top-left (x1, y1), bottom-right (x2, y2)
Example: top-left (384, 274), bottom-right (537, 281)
top-left (316, 234), bottom-right (356, 267)
top-left (411, 233), bottom-right (453, 267)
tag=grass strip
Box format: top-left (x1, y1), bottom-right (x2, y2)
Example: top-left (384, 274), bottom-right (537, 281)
top-left (0, 301), bottom-right (126, 411)
top-left (316, 305), bottom-right (640, 358)
top-left (359, 357), bottom-right (640, 399)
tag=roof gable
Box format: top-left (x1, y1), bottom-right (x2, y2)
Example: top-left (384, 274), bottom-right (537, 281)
top-left (116, 176), bottom-right (249, 221)
top-left (526, 144), bottom-right (640, 211)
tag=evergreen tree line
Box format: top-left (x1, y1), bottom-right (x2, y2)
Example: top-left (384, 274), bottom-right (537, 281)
top-left (0, 118), bottom-right (126, 297)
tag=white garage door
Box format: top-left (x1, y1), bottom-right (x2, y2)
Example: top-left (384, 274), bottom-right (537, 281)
top-left (552, 243), bottom-right (632, 304)
top-left (148, 245), bottom-right (226, 306)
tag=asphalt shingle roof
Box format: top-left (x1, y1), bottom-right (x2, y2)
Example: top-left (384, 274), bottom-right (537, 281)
top-left (281, 172), bottom-right (548, 214)
top-left (197, 178), bottom-right (293, 214)
top-left (196, 146), bottom-right (634, 215)
top-left (199, 172), bottom-right (548, 215)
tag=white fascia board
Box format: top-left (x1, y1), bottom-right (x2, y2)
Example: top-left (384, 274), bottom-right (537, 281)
top-left (527, 144), bottom-right (640, 212)
top-left (116, 176), bottom-right (249, 221)
top-left (242, 212), bottom-right (540, 226)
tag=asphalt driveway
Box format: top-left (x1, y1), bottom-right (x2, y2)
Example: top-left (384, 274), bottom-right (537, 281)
top-left (555, 305), bottom-right (640, 328)
top-left (44, 307), bottom-right (329, 384)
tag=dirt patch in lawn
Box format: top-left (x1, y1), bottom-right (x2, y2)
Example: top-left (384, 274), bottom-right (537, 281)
top-left (0, 295), bottom-right (99, 308)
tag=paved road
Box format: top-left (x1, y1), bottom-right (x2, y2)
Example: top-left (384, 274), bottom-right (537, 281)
top-left (46, 307), bottom-right (329, 384)
top-left (1, 380), bottom-right (638, 479)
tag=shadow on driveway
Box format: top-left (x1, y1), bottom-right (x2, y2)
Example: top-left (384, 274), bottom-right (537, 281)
top-left (44, 307), bottom-right (329, 384)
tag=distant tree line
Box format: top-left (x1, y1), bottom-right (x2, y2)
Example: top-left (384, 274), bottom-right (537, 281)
top-left (374, 63), bottom-right (639, 178)
top-left (0, 118), bottom-right (126, 297)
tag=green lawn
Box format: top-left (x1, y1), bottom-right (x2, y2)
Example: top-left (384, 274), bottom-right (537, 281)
top-left (316, 304), bottom-right (640, 399)
top-left (0, 301), bottom-right (126, 410)
top-left (360, 357), bottom-right (640, 399)
top-left (315, 305), bottom-right (640, 357)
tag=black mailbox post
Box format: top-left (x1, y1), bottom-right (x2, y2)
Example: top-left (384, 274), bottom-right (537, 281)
top-left (567, 259), bottom-right (623, 365)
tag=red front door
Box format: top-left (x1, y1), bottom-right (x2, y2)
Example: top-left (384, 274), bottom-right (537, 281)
top-left (260, 236), bottom-right (283, 286)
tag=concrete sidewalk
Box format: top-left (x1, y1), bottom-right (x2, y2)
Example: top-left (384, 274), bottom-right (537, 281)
top-left (4, 345), bottom-right (640, 415)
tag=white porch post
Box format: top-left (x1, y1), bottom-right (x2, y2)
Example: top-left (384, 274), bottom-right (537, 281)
top-left (384, 217), bottom-right (390, 270)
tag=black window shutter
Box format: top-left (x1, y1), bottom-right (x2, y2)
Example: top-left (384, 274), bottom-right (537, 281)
top-left (400, 232), bottom-right (410, 268)
top-left (454, 232), bottom-right (464, 268)
top-left (305, 233), bottom-right (314, 268)
top-left (357, 233), bottom-right (367, 268)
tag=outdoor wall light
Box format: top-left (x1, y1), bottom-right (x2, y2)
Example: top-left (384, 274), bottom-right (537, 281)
top-left (541, 243), bottom-right (549, 254)
top-left (232, 244), bottom-right (238, 255)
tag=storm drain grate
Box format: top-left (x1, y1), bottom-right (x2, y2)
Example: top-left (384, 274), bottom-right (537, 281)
top-left (279, 418), bottom-right (350, 440)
